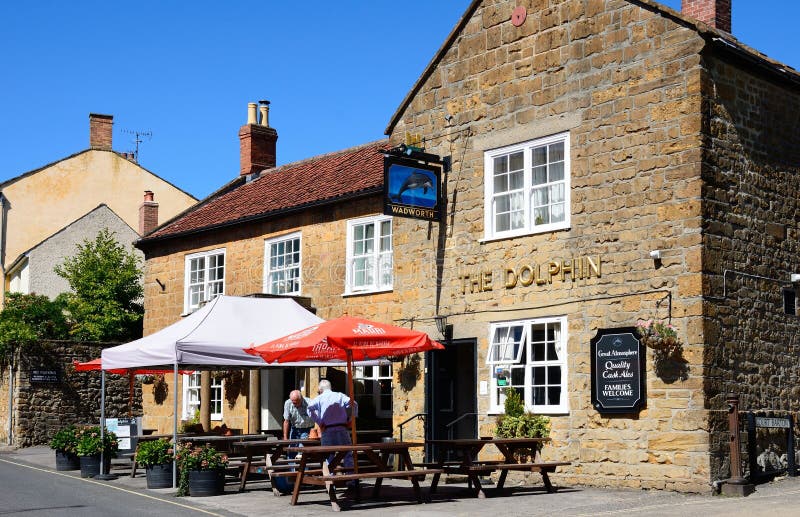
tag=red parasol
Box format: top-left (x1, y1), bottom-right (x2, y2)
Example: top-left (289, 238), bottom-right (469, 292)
top-left (244, 316), bottom-right (444, 444)
top-left (73, 358), bottom-right (192, 376)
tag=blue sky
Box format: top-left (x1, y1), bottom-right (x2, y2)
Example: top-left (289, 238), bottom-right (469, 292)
top-left (1, 1), bottom-right (797, 199)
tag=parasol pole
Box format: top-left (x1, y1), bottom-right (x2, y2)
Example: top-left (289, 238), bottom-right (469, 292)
top-left (346, 350), bottom-right (356, 445)
top-left (346, 349), bottom-right (358, 475)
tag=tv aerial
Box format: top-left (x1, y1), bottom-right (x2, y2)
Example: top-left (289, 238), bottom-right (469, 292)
top-left (121, 128), bottom-right (152, 162)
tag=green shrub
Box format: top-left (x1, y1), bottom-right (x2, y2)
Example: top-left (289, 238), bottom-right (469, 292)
top-left (75, 425), bottom-right (119, 457)
top-left (135, 438), bottom-right (174, 467)
top-left (0, 292), bottom-right (69, 357)
top-left (494, 388), bottom-right (550, 460)
top-left (503, 387), bottom-right (525, 418)
top-left (175, 442), bottom-right (229, 496)
top-left (49, 425), bottom-right (79, 453)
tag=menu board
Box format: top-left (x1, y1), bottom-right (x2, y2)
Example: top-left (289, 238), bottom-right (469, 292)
top-left (590, 328), bottom-right (646, 414)
top-left (105, 417), bottom-right (137, 453)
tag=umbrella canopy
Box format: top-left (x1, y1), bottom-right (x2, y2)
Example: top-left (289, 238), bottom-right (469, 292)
top-left (245, 316), bottom-right (444, 445)
top-left (73, 358), bottom-right (192, 376)
top-left (244, 316), bottom-right (444, 363)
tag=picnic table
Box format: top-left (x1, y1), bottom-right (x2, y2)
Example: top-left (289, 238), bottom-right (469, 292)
top-left (231, 438), bottom-right (320, 493)
top-left (426, 437), bottom-right (570, 497)
top-left (285, 441), bottom-right (442, 512)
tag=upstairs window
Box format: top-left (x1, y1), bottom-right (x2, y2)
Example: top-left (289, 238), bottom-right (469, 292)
top-left (184, 249), bottom-right (225, 313)
top-left (345, 215), bottom-right (393, 294)
top-left (484, 132), bottom-right (570, 240)
top-left (264, 232), bottom-right (302, 295)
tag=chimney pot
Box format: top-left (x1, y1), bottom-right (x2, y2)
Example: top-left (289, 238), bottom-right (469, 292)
top-left (247, 102), bottom-right (258, 125)
top-left (139, 190), bottom-right (159, 235)
top-left (89, 113), bottom-right (113, 151)
top-left (682, 0), bottom-right (731, 32)
top-left (259, 100), bottom-right (270, 127)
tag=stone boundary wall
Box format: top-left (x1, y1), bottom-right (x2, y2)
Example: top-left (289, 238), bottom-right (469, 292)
top-left (0, 340), bottom-right (141, 447)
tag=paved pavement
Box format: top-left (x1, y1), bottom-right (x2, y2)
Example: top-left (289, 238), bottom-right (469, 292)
top-left (2, 445), bottom-right (800, 516)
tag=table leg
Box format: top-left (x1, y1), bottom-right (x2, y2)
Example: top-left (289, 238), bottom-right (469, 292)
top-left (400, 449), bottom-right (423, 503)
top-left (322, 459), bottom-right (342, 512)
top-left (290, 454), bottom-right (308, 506)
top-left (541, 471), bottom-right (555, 493)
top-left (238, 453), bottom-right (252, 491)
top-left (429, 449), bottom-right (446, 494)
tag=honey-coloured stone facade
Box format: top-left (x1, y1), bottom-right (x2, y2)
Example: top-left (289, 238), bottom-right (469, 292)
top-left (383, 0), bottom-right (800, 493)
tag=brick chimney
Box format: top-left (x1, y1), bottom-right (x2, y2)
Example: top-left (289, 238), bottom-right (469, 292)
top-left (89, 113), bottom-right (113, 150)
top-left (239, 100), bottom-right (277, 177)
top-left (138, 190), bottom-right (159, 236)
top-left (682, 0), bottom-right (731, 32)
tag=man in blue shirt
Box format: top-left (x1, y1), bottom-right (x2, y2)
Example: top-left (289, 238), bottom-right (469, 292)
top-left (308, 379), bottom-right (358, 475)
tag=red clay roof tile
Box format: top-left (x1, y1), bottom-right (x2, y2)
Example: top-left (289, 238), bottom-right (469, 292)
top-left (147, 140), bottom-right (387, 240)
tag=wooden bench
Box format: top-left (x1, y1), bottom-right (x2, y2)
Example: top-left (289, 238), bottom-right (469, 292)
top-left (316, 468), bottom-right (443, 483)
top-left (467, 461), bottom-right (571, 493)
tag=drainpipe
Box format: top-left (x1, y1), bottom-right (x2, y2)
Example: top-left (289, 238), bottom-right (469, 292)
top-left (0, 192), bottom-right (10, 445)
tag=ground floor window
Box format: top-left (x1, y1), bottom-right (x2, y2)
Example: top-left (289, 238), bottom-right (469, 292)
top-left (182, 373), bottom-right (224, 421)
top-left (487, 316), bottom-right (568, 414)
top-left (182, 373), bottom-right (201, 420)
top-left (354, 364), bottom-right (392, 418)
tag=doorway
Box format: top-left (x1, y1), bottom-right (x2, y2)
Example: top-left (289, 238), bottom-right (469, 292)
top-left (426, 338), bottom-right (477, 460)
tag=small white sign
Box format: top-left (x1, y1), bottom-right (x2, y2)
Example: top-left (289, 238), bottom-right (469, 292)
top-left (756, 417), bottom-right (790, 428)
top-left (479, 381), bottom-right (488, 395)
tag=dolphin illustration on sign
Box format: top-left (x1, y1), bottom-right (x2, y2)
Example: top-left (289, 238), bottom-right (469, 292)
top-left (393, 171), bottom-right (434, 201)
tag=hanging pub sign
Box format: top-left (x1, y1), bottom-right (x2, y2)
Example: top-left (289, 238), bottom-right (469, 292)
top-left (590, 327), bottom-right (646, 414)
top-left (383, 156), bottom-right (441, 221)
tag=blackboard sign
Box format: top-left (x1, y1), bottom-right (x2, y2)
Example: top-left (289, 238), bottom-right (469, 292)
top-left (30, 369), bottom-right (60, 383)
top-left (590, 327), bottom-right (645, 414)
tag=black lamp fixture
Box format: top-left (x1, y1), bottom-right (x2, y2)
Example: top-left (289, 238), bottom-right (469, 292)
top-left (434, 315), bottom-right (453, 343)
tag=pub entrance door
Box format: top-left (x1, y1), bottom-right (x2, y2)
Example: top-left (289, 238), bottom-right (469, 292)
top-left (426, 338), bottom-right (477, 461)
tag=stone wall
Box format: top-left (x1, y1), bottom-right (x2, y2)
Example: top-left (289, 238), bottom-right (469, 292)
top-left (700, 51), bottom-right (800, 479)
top-left (0, 340), bottom-right (140, 447)
top-left (388, 0), bottom-right (709, 491)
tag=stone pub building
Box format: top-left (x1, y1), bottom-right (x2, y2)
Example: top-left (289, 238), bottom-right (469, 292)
top-left (136, 0), bottom-right (800, 493)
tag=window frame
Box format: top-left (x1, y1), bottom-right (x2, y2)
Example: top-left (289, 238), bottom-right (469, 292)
top-left (264, 231), bottom-right (302, 296)
top-left (353, 364), bottom-right (393, 418)
top-left (487, 316), bottom-right (569, 415)
top-left (483, 132), bottom-right (571, 241)
top-left (182, 373), bottom-right (224, 421)
top-left (182, 372), bottom-right (201, 420)
top-left (210, 374), bottom-right (223, 421)
top-left (344, 215), bottom-right (393, 295)
top-left (183, 248), bottom-right (226, 313)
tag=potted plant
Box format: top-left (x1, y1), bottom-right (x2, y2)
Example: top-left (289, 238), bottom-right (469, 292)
top-left (49, 424), bottom-right (80, 471)
top-left (175, 442), bottom-right (229, 497)
top-left (75, 425), bottom-right (119, 478)
top-left (135, 438), bottom-right (175, 489)
top-left (494, 388), bottom-right (550, 461)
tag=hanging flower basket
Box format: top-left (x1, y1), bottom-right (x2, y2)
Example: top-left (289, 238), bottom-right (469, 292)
top-left (636, 319), bottom-right (682, 356)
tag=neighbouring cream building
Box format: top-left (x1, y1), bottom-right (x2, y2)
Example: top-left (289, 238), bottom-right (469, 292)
top-left (0, 113), bottom-right (197, 301)
top-left (135, 0), bottom-right (800, 493)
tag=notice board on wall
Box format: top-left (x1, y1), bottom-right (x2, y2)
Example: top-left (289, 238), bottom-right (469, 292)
top-left (590, 327), bottom-right (646, 414)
